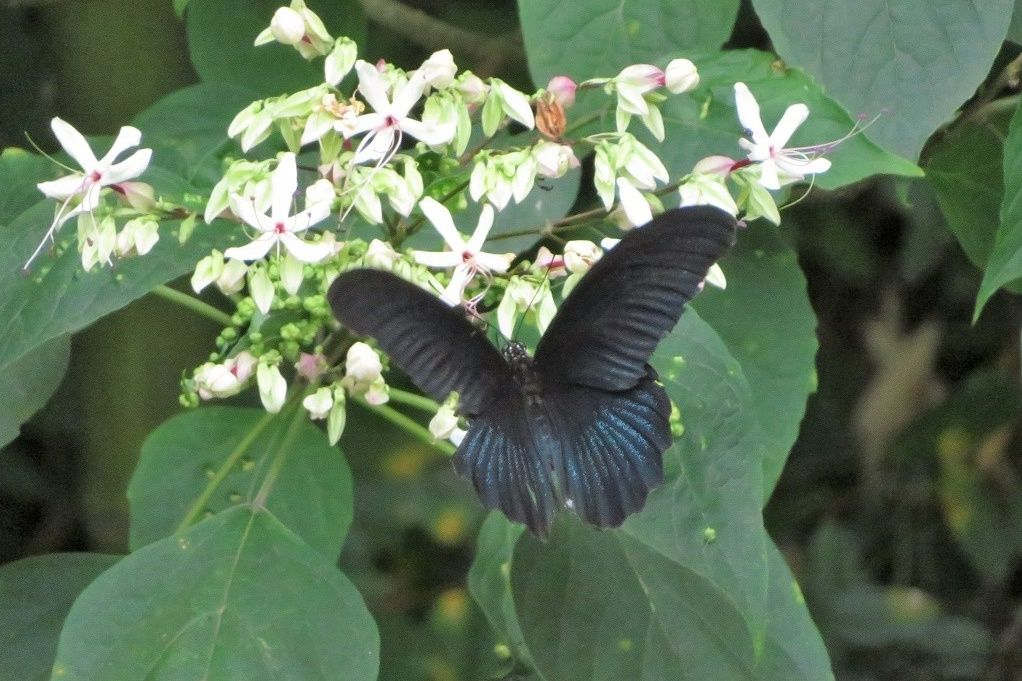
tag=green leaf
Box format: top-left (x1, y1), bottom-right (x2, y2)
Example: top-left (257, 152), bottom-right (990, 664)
top-left (694, 225), bottom-right (817, 495)
top-left (174, 0), bottom-right (190, 17)
top-left (750, 0), bottom-right (1013, 160)
top-left (186, 0), bottom-right (367, 98)
top-left (977, 100), bottom-right (1022, 315)
top-left (0, 148), bottom-right (55, 224)
top-left (925, 114), bottom-right (1011, 268)
top-left (658, 50), bottom-right (921, 190)
top-left (51, 506), bottom-right (379, 681)
top-left (128, 406), bottom-right (353, 558)
top-left (1010, 1), bottom-right (1022, 44)
top-left (0, 553), bottom-right (119, 681)
top-left (0, 202), bottom-right (242, 386)
top-left (518, 0), bottom-right (740, 86)
top-left (133, 82), bottom-right (260, 189)
top-left (0, 334), bottom-right (70, 450)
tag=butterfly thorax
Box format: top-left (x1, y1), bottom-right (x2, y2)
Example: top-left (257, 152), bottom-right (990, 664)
top-left (502, 341), bottom-right (544, 406)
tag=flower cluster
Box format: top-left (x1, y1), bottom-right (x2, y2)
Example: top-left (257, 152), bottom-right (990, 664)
top-left (27, 0), bottom-right (842, 445)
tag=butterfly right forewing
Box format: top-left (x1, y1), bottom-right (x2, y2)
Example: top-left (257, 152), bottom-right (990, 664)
top-left (535, 205), bottom-right (737, 392)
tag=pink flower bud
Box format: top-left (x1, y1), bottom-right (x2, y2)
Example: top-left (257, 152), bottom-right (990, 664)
top-left (615, 64), bottom-right (665, 92)
top-left (546, 76), bottom-right (577, 108)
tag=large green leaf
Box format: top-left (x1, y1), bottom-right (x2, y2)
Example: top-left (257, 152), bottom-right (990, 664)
top-left (0, 202), bottom-right (241, 383)
top-left (977, 100), bottom-right (1022, 314)
top-left (0, 148), bottom-right (55, 224)
top-left (658, 50), bottom-right (921, 190)
top-left (518, 0), bottom-right (740, 87)
top-left (0, 553), bottom-right (120, 681)
top-left (133, 82), bottom-right (259, 189)
top-left (186, 0), bottom-right (366, 98)
top-left (925, 115), bottom-right (1008, 268)
top-left (695, 225), bottom-right (817, 495)
top-left (128, 407), bottom-right (353, 558)
top-left (0, 334), bottom-right (70, 450)
top-left (51, 506), bottom-right (378, 681)
top-left (750, 0), bottom-right (1013, 160)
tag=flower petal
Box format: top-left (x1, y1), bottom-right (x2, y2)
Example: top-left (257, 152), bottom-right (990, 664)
top-left (50, 118), bottom-right (98, 170)
top-left (419, 197), bottom-right (467, 251)
top-left (103, 149), bottom-right (151, 185)
top-left (391, 71), bottom-right (428, 117)
top-left (441, 265), bottom-right (472, 305)
top-left (37, 174), bottom-right (85, 200)
top-left (399, 117), bottom-right (454, 146)
top-left (413, 250), bottom-right (461, 268)
top-left (771, 103), bottom-right (810, 149)
top-left (229, 194), bottom-right (272, 231)
top-left (279, 232), bottom-right (334, 263)
top-left (286, 200), bottom-right (331, 234)
top-left (733, 83), bottom-right (770, 147)
top-left (99, 125), bottom-right (144, 167)
top-left (355, 60), bottom-right (391, 113)
top-left (224, 233), bottom-right (278, 261)
top-left (270, 153), bottom-right (298, 220)
top-left (616, 177), bottom-right (652, 227)
top-left (465, 204), bottom-right (495, 252)
top-left (474, 251), bottom-right (513, 273)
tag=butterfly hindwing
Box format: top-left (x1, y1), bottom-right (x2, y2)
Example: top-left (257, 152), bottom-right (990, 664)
top-left (545, 368), bottom-right (672, 528)
top-left (328, 269), bottom-right (511, 415)
top-left (454, 389), bottom-right (559, 537)
top-left (535, 205), bottom-right (737, 392)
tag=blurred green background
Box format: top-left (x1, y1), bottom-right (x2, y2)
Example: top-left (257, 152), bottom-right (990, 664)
top-left (2, 1), bottom-right (1021, 679)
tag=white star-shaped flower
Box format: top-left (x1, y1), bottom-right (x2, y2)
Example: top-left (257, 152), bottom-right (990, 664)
top-left (351, 61), bottom-right (455, 164)
top-left (734, 82), bottom-right (831, 190)
top-left (224, 153), bottom-right (333, 263)
top-left (412, 198), bottom-right (514, 306)
top-left (27, 118), bottom-right (152, 268)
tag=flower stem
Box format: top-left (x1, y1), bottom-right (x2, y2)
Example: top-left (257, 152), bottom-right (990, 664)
top-left (357, 398), bottom-right (456, 456)
top-left (387, 387), bottom-right (439, 412)
top-left (153, 284), bottom-right (234, 327)
top-left (252, 400), bottom-right (309, 507)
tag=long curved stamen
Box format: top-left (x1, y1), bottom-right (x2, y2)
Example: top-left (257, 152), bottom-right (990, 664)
top-left (23, 177), bottom-right (92, 271)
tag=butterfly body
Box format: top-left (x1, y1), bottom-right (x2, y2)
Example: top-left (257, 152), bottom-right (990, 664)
top-left (329, 205), bottom-right (737, 536)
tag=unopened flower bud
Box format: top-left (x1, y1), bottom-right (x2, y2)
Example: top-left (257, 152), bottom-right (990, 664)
top-left (257, 363), bottom-right (287, 413)
top-left (418, 49), bottom-right (457, 88)
top-left (269, 6), bottom-right (305, 45)
top-left (303, 387), bottom-right (334, 420)
top-left (547, 76), bottom-right (577, 108)
top-left (665, 58), bottom-right (699, 94)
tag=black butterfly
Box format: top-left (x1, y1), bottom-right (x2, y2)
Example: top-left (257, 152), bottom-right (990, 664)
top-left (328, 205), bottom-right (737, 537)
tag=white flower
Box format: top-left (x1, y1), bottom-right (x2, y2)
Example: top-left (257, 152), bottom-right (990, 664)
top-left (469, 150), bottom-right (537, 209)
top-left (194, 351), bottom-right (257, 400)
top-left (363, 376), bottom-right (390, 405)
top-left (665, 59), bottom-right (699, 94)
top-left (734, 82), bottom-right (831, 190)
top-left (562, 240), bottom-right (602, 273)
top-left (114, 218), bottom-right (159, 257)
top-left (192, 251), bottom-right (225, 293)
top-left (679, 157), bottom-right (739, 216)
top-left (254, 0), bottom-right (332, 59)
top-left (615, 177), bottom-right (652, 227)
top-left (303, 387), bottom-right (334, 420)
top-left (417, 49), bottom-right (457, 89)
top-left (28, 118), bottom-right (152, 269)
top-left (345, 342), bottom-right (383, 384)
top-left (532, 140), bottom-right (578, 178)
top-left (257, 363), bottom-right (288, 413)
top-left (497, 276), bottom-right (557, 338)
top-left (480, 79), bottom-right (535, 136)
top-left (412, 198), bottom-right (514, 306)
top-left (429, 398), bottom-right (466, 445)
top-left (217, 258), bottom-right (249, 294)
top-left (351, 60), bottom-right (455, 164)
top-left (364, 238), bottom-right (400, 269)
top-left (224, 153), bottom-right (334, 263)
top-left (614, 64), bottom-right (664, 116)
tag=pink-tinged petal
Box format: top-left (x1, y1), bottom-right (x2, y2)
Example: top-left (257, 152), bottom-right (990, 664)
top-left (419, 197), bottom-right (467, 251)
top-left (102, 149), bottom-right (151, 185)
top-left (229, 194), bottom-right (272, 232)
top-left (355, 60), bottom-right (391, 113)
top-left (391, 72), bottom-right (428, 117)
top-left (50, 118), bottom-right (98, 170)
top-left (286, 200), bottom-right (331, 234)
top-left (270, 153), bottom-right (298, 221)
top-left (770, 103), bottom-right (810, 148)
top-left (758, 160), bottom-right (781, 190)
top-left (37, 174), bottom-right (86, 200)
top-left (733, 83), bottom-right (770, 147)
top-left (99, 125), bottom-right (143, 167)
top-left (465, 204), bottom-right (495, 252)
top-left (413, 250), bottom-right (461, 268)
top-left (399, 117), bottom-right (454, 146)
top-left (279, 232), bottom-right (334, 263)
top-left (224, 233), bottom-right (278, 261)
top-left (442, 265), bottom-right (473, 305)
top-left (474, 251), bottom-right (514, 273)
